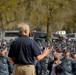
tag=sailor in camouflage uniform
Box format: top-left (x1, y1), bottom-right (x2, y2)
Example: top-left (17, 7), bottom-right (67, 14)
top-left (61, 49), bottom-right (74, 75)
top-left (0, 45), bottom-right (9, 75)
top-left (36, 42), bottom-right (53, 75)
top-left (36, 54), bottom-right (52, 75)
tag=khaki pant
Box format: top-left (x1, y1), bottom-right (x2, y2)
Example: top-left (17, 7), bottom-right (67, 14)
top-left (13, 64), bottom-right (35, 75)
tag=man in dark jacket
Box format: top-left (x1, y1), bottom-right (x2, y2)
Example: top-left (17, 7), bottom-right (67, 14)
top-left (72, 50), bottom-right (76, 75)
top-left (47, 53), bottom-right (63, 75)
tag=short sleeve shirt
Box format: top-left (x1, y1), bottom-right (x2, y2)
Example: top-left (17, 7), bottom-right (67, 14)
top-left (8, 35), bottom-right (41, 64)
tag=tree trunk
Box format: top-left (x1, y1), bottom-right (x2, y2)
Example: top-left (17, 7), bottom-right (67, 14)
top-left (2, 30), bottom-right (5, 40)
top-left (46, 17), bottom-right (50, 42)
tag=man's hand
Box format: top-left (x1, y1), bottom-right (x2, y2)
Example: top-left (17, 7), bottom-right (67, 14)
top-left (42, 48), bottom-right (51, 57)
top-left (36, 48), bottom-right (51, 61)
top-left (8, 57), bottom-right (14, 64)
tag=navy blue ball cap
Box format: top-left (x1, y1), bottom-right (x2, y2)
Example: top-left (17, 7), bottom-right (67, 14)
top-left (62, 44), bottom-right (67, 48)
top-left (3, 45), bottom-right (7, 50)
top-left (0, 45), bottom-right (3, 50)
top-left (73, 50), bottom-right (76, 54)
top-left (64, 49), bottom-right (70, 53)
top-left (57, 50), bottom-right (62, 53)
top-left (47, 41), bottom-right (50, 44)
top-left (0, 45), bottom-right (7, 51)
top-left (52, 49), bottom-right (56, 52)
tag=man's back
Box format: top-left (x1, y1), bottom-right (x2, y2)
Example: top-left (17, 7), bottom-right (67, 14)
top-left (8, 35), bottom-right (41, 64)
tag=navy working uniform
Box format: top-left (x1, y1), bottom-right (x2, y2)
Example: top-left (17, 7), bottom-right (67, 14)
top-left (72, 60), bottom-right (76, 75)
top-left (61, 56), bottom-right (74, 75)
top-left (0, 45), bottom-right (9, 75)
top-left (36, 54), bottom-right (51, 75)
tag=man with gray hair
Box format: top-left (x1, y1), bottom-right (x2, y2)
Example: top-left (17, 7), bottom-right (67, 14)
top-left (8, 23), bottom-right (50, 75)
